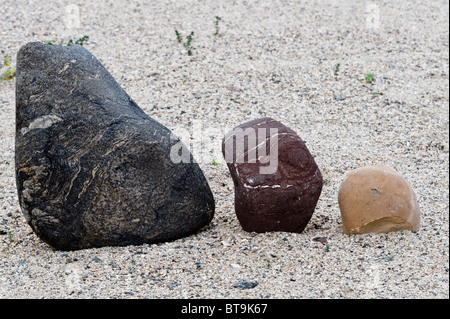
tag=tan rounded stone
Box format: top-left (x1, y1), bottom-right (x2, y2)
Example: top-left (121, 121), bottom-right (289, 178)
top-left (338, 166), bottom-right (420, 234)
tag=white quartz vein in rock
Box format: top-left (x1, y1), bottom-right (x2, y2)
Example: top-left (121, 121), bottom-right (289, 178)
top-left (21, 114), bottom-right (63, 135)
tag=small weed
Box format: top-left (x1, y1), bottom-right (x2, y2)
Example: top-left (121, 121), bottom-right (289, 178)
top-left (175, 30), bottom-right (196, 56)
top-left (364, 72), bottom-right (375, 83)
top-left (184, 31), bottom-right (195, 56)
top-left (1, 55), bottom-right (16, 81)
top-left (3, 56), bottom-right (10, 67)
top-left (325, 245), bottom-right (330, 252)
top-left (334, 63), bottom-right (341, 77)
top-left (67, 35), bottom-right (89, 46)
top-left (7, 231), bottom-right (13, 242)
top-left (214, 16), bottom-right (222, 35)
top-left (211, 159), bottom-right (219, 166)
top-left (2, 68), bottom-right (16, 80)
top-left (175, 30), bottom-right (182, 43)
top-left (45, 36), bottom-right (89, 47)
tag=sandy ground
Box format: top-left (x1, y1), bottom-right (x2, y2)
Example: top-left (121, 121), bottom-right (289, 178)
top-left (0, 0), bottom-right (448, 299)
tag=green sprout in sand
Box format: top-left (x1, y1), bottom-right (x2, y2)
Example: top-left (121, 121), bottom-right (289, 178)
top-left (183, 31), bottom-right (195, 56)
top-left (334, 63), bottom-right (341, 77)
top-left (67, 35), bottom-right (89, 46)
top-left (175, 30), bottom-right (182, 43)
top-left (1, 55), bottom-right (16, 81)
top-left (175, 30), bottom-right (196, 56)
top-left (214, 16), bottom-right (222, 35)
top-left (364, 72), bottom-right (375, 83)
top-left (45, 35), bottom-right (90, 47)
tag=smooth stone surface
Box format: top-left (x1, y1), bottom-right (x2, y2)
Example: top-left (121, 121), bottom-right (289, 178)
top-left (338, 165), bottom-right (420, 234)
top-left (15, 42), bottom-right (215, 250)
top-left (222, 117), bottom-right (323, 233)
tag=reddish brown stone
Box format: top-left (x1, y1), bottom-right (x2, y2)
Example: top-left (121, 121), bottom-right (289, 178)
top-left (222, 117), bottom-right (323, 233)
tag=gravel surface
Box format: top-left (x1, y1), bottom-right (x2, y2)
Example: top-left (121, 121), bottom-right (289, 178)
top-left (0, 0), bottom-right (448, 299)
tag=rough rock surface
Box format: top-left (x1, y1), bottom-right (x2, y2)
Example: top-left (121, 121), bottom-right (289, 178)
top-left (222, 117), bottom-right (323, 233)
top-left (338, 166), bottom-right (420, 234)
top-left (15, 42), bottom-right (215, 250)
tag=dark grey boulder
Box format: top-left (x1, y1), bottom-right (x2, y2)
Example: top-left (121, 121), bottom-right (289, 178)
top-left (15, 42), bottom-right (214, 250)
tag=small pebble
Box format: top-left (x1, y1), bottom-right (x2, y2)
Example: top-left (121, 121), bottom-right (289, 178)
top-left (233, 281), bottom-right (258, 289)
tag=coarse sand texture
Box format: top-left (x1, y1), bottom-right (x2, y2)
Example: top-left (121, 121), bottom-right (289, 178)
top-left (0, 0), bottom-right (448, 299)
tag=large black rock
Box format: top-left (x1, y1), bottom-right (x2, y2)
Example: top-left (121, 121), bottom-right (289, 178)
top-left (15, 42), bottom-right (214, 250)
